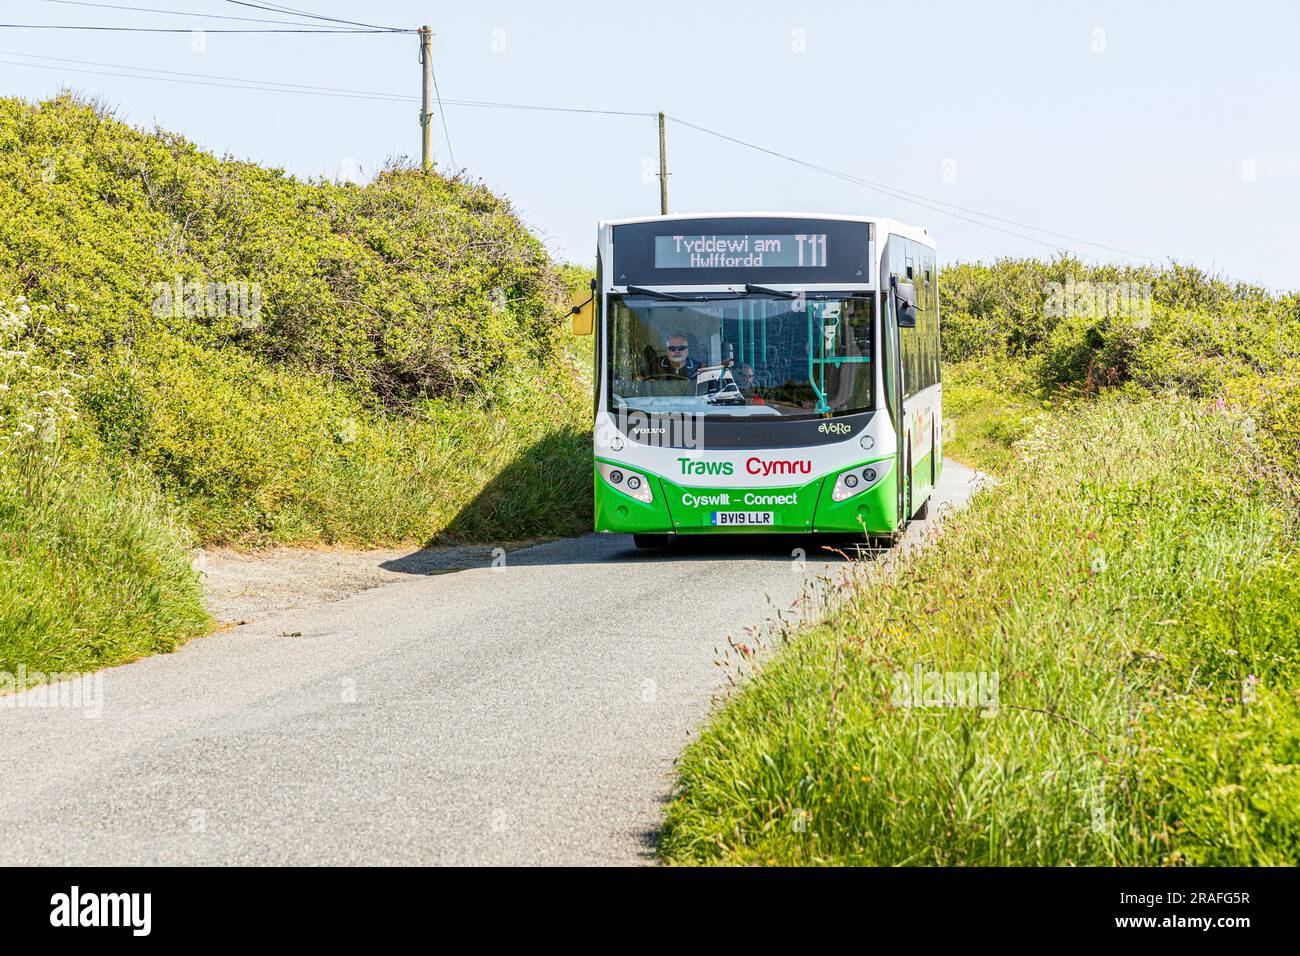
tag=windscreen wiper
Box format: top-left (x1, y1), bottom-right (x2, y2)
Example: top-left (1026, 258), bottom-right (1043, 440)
top-left (744, 285), bottom-right (874, 301)
top-left (624, 285), bottom-right (690, 300)
top-left (743, 283), bottom-right (798, 299)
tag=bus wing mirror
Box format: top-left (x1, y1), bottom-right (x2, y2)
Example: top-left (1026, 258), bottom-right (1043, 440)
top-left (892, 278), bottom-right (917, 328)
top-left (570, 291), bottom-right (595, 336)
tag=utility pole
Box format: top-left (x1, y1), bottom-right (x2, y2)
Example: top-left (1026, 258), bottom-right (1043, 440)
top-left (657, 111), bottom-right (668, 215)
top-left (420, 26), bottom-right (433, 174)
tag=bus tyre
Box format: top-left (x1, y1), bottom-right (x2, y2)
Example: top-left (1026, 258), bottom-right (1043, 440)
top-left (914, 496), bottom-right (929, 520)
top-left (633, 533), bottom-right (672, 549)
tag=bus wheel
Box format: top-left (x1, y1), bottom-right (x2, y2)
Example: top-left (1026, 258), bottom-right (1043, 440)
top-left (633, 533), bottom-right (673, 549)
top-left (913, 495), bottom-right (929, 520)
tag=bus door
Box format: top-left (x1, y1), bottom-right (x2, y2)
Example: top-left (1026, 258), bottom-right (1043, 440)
top-left (881, 274), bottom-right (905, 525)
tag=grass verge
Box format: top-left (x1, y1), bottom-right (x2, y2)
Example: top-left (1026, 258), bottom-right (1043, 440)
top-left (659, 393), bottom-right (1299, 865)
top-left (0, 441), bottom-right (209, 674)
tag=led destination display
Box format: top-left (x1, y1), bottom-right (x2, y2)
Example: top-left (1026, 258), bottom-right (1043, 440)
top-left (611, 217), bottom-right (870, 285)
top-left (654, 234), bottom-right (828, 269)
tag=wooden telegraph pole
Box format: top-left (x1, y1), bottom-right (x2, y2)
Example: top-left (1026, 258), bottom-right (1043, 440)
top-left (657, 111), bottom-right (668, 214)
top-left (420, 26), bottom-right (433, 173)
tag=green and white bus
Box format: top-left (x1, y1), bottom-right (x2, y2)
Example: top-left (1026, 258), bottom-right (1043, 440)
top-left (573, 213), bottom-right (941, 548)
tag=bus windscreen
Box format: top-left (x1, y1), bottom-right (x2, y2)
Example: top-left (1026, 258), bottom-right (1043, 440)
top-left (608, 293), bottom-right (874, 419)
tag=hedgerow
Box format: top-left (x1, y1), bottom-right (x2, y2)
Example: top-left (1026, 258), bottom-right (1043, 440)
top-left (0, 95), bottom-right (591, 670)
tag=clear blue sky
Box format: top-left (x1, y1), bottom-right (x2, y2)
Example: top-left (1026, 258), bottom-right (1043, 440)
top-left (2, 0), bottom-right (1298, 289)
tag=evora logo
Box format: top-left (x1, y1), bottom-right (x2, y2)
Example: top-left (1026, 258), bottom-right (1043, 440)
top-left (746, 457), bottom-right (812, 477)
top-left (50, 886), bottom-right (151, 936)
top-left (817, 422), bottom-right (852, 435)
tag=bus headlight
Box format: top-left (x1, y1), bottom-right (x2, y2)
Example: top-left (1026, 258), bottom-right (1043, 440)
top-left (832, 460), bottom-right (890, 502)
top-left (598, 462), bottom-right (653, 503)
top-left (859, 434), bottom-right (875, 451)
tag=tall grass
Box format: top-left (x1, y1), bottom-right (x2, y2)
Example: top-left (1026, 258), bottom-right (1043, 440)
top-left (660, 395), bottom-right (1300, 865)
top-left (941, 356), bottom-right (1053, 475)
top-left (0, 441), bottom-right (209, 673)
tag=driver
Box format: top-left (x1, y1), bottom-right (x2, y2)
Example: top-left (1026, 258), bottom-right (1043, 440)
top-left (656, 331), bottom-right (701, 379)
top-left (735, 364), bottom-right (766, 405)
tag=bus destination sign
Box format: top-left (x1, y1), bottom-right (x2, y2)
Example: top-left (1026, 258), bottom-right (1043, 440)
top-left (610, 217), bottom-right (870, 285)
top-left (654, 234), bottom-right (828, 270)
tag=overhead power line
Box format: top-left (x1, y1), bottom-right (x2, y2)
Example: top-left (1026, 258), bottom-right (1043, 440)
top-left (1, 50), bottom-right (654, 115)
top-left (224, 1), bottom-right (410, 33)
top-left (0, 51), bottom-right (656, 115)
top-left (0, 42), bottom-right (1163, 266)
top-left (2, 50), bottom-right (409, 99)
top-left (0, 55), bottom-right (411, 101)
top-left (666, 115), bottom-right (1158, 264)
top-left (0, 23), bottom-right (396, 33)
top-left (41, 0), bottom-right (362, 29)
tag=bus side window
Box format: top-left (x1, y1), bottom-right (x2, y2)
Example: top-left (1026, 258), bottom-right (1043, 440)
top-left (931, 258), bottom-right (941, 383)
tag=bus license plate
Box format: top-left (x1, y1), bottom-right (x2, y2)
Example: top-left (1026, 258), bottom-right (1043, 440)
top-left (711, 511), bottom-right (775, 527)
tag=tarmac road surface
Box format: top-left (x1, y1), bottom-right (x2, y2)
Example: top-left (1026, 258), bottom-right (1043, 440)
top-left (0, 459), bottom-right (986, 865)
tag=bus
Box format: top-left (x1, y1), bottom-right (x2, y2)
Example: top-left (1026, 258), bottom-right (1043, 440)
top-left (571, 213), bottom-right (941, 548)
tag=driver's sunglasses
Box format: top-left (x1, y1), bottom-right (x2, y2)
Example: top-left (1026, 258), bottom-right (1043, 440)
top-left (667, 344), bottom-right (688, 352)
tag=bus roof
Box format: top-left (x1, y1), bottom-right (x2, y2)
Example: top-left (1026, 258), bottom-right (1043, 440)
top-left (599, 212), bottom-right (934, 248)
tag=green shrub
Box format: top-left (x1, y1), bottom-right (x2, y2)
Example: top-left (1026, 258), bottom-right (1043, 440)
top-left (0, 94), bottom-right (592, 549)
top-left (941, 257), bottom-right (1299, 395)
top-left (0, 95), bottom-right (565, 405)
top-left (1, 297), bottom-right (208, 672)
top-left (66, 332), bottom-right (591, 546)
top-left (0, 96), bottom-right (594, 671)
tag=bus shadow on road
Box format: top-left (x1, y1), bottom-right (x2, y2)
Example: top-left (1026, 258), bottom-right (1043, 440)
top-left (376, 532), bottom-right (889, 575)
top-left (501, 532), bottom-right (892, 567)
top-left (621, 534), bottom-right (886, 562)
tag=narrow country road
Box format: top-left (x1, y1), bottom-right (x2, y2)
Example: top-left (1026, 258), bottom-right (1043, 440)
top-left (0, 460), bottom-right (986, 866)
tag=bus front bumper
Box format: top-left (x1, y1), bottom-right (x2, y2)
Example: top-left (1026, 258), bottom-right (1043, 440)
top-left (593, 457), bottom-right (898, 535)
